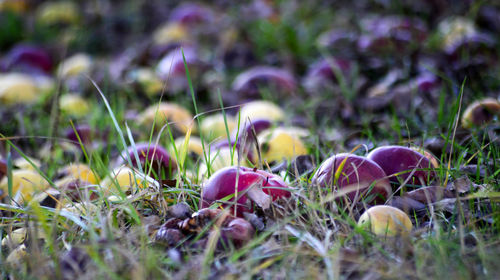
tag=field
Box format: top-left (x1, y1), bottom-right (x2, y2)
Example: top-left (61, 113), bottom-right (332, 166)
top-left (1, 1), bottom-right (500, 279)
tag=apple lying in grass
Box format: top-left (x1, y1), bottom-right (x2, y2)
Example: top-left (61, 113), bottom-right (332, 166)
top-left (156, 47), bottom-right (206, 92)
top-left (198, 145), bottom-right (250, 179)
top-left (36, 1), bottom-right (80, 26)
top-left (57, 53), bottom-right (92, 79)
top-left (257, 127), bottom-right (308, 164)
top-left (358, 16), bottom-right (427, 54)
top-left (56, 163), bottom-right (100, 185)
top-left (1, 44), bottom-right (52, 74)
top-left (358, 205), bottom-right (413, 237)
top-left (200, 113), bottom-right (236, 141)
top-left (232, 66), bottom-right (296, 99)
top-left (152, 22), bottom-right (189, 48)
top-left (127, 67), bottom-right (164, 97)
top-left (169, 2), bottom-right (214, 26)
top-left (367, 145), bottom-right (437, 186)
top-left (202, 166), bottom-right (291, 216)
top-left (231, 118), bottom-right (272, 143)
top-left (0, 169), bottom-right (50, 203)
top-left (303, 58), bottom-right (351, 93)
top-left (0, 73), bottom-right (38, 105)
top-left (100, 166), bottom-right (148, 195)
top-left (239, 100), bottom-right (285, 123)
top-left (137, 102), bottom-right (196, 134)
top-left (173, 136), bottom-right (204, 158)
top-left (59, 94), bottom-right (90, 118)
top-left (64, 124), bottom-right (93, 145)
top-left (461, 98), bottom-right (500, 129)
top-left (117, 143), bottom-right (177, 177)
top-left (312, 153), bottom-right (391, 204)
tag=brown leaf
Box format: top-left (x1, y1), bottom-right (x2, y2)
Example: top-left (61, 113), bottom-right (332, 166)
top-left (405, 186), bottom-right (454, 204)
top-left (389, 196), bottom-right (426, 214)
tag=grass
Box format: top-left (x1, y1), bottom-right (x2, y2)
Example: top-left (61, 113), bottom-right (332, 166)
top-left (1, 1), bottom-right (500, 279)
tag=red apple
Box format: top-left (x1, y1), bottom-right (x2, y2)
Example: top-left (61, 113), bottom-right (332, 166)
top-left (169, 3), bottom-right (214, 26)
top-left (202, 166), bottom-right (291, 216)
top-left (232, 66), bottom-right (296, 99)
top-left (312, 153), bottom-right (391, 204)
top-left (367, 145), bottom-right (437, 187)
top-left (117, 143), bottom-right (177, 177)
top-left (1, 44), bottom-right (52, 74)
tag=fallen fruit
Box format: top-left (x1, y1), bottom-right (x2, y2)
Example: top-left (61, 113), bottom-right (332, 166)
top-left (36, 2), bottom-right (79, 25)
top-left (5, 244), bottom-right (27, 268)
top-left (0, 73), bottom-right (38, 105)
top-left (461, 98), bottom-right (500, 128)
top-left (59, 94), bottom-right (90, 118)
top-left (128, 67), bottom-right (164, 97)
top-left (0, 169), bottom-right (50, 203)
top-left (231, 118), bottom-right (272, 144)
top-left (200, 113), bottom-right (236, 141)
top-left (173, 136), bottom-right (204, 158)
top-left (232, 66), bottom-right (296, 99)
top-left (198, 146), bottom-right (246, 177)
top-left (239, 100), bottom-right (285, 123)
top-left (137, 102), bottom-right (196, 134)
top-left (56, 163), bottom-right (100, 185)
top-left (100, 166), bottom-right (148, 195)
top-left (202, 166), bottom-right (291, 216)
top-left (1, 228), bottom-right (26, 247)
top-left (58, 53), bottom-right (92, 79)
top-left (117, 143), bottom-right (177, 177)
top-left (312, 153), bottom-right (391, 204)
top-left (367, 145), bottom-right (437, 186)
top-left (152, 22), bottom-right (189, 47)
top-left (169, 2), bottom-right (214, 26)
top-left (179, 208), bottom-right (255, 246)
top-left (357, 205), bottom-right (413, 236)
top-left (257, 127), bottom-right (308, 163)
top-left (1, 44), bottom-right (52, 74)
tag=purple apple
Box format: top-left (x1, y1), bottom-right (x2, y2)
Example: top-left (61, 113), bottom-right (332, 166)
top-left (312, 153), bottom-right (391, 204)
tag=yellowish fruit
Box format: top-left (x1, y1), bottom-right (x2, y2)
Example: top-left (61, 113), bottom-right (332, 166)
top-left (461, 98), bottom-right (500, 129)
top-left (153, 22), bottom-right (189, 46)
top-left (198, 148), bottom-right (249, 178)
top-left (0, 73), bottom-right (38, 105)
top-left (100, 166), bottom-right (147, 195)
top-left (59, 94), bottom-right (90, 118)
top-left (137, 102), bottom-right (196, 134)
top-left (57, 163), bottom-right (99, 184)
top-left (0, 0), bottom-right (28, 13)
top-left (13, 157), bottom-right (41, 170)
top-left (358, 205), bottom-right (413, 237)
top-left (239, 100), bottom-right (285, 122)
top-left (5, 244), bottom-right (27, 267)
top-left (36, 2), bottom-right (79, 25)
top-left (438, 17), bottom-right (476, 50)
top-left (0, 170), bottom-right (50, 203)
top-left (130, 68), bottom-right (164, 97)
top-left (257, 127), bottom-right (308, 163)
top-left (58, 53), bottom-right (92, 78)
top-left (200, 114), bottom-right (235, 141)
top-left (1, 228), bottom-right (26, 247)
top-left (174, 136), bottom-right (204, 157)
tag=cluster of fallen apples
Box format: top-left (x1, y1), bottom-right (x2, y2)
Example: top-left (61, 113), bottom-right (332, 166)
top-left (2, 1), bottom-right (500, 273)
top-left (1, 89), bottom-right (500, 260)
